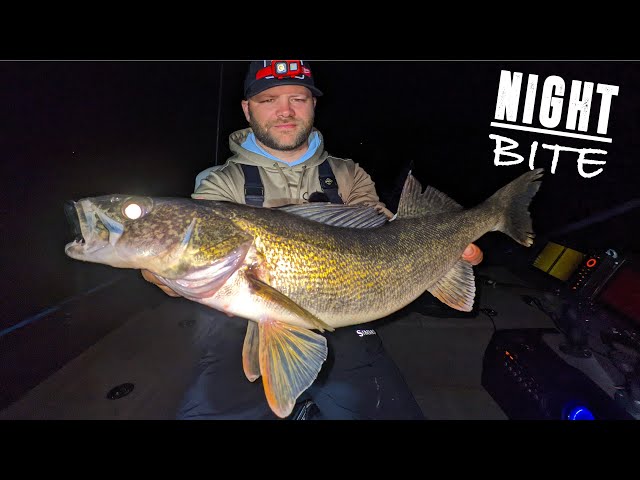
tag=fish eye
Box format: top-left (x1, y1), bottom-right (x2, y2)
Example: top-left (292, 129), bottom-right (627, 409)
top-left (123, 202), bottom-right (143, 219)
top-left (121, 197), bottom-right (152, 220)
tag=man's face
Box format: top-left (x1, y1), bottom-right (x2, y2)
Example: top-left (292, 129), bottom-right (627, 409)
top-left (241, 85), bottom-right (316, 152)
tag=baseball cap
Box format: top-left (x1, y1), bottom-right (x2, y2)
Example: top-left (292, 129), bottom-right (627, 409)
top-left (244, 60), bottom-right (323, 99)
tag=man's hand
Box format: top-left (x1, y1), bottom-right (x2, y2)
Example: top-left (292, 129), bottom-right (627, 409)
top-left (141, 269), bottom-right (181, 297)
top-left (462, 243), bottom-right (483, 266)
top-left (372, 204), bottom-right (394, 219)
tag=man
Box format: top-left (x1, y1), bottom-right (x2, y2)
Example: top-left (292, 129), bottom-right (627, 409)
top-left (143, 60), bottom-right (482, 419)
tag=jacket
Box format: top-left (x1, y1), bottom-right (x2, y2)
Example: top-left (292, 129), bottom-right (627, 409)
top-left (192, 128), bottom-right (391, 216)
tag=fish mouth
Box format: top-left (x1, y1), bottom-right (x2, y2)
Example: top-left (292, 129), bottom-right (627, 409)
top-left (64, 199), bottom-right (123, 263)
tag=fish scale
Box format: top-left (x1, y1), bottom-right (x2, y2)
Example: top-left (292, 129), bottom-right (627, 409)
top-left (215, 205), bottom-right (489, 326)
top-left (65, 168), bottom-right (544, 417)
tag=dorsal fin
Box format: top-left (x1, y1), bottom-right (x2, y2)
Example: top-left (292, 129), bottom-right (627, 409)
top-left (397, 171), bottom-right (464, 219)
top-left (278, 203), bottom-right (388, 229)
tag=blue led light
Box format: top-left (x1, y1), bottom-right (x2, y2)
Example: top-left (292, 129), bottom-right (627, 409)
top-left (566, 406), bottom-right (595, 420)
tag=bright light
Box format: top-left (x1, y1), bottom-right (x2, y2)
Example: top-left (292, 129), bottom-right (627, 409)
top-left (124, 203), bottom-right (143, 220)
top-left (566, 405), bottom-right (595, 420)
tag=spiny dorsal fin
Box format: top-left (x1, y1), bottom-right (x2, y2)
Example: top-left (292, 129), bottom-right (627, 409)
top-left (397, 171), bottom-right (464, 219)
top-left (242, 321), bottom-right (261, 382)
top-left (278, 203), bottom-right (388, 229)
top-left (259, 320), bottom-right (327, 418)
top-left (427, 259), bottom-right (476, 312)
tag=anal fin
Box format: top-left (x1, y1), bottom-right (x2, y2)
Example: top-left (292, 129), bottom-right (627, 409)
top-left (259, 320), bottom-right (327, 418)
top-left (242, 321), bottom-right (261, 382)
top-left (427, 259), bottom-right (476, 312)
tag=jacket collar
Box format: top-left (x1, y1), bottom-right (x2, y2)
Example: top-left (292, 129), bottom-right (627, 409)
top-left (228, 127), bottom-right (328, 169)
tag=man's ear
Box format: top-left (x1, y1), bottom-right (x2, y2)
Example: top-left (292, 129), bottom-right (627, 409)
top-left (241, 99), bottom-right (250, 122)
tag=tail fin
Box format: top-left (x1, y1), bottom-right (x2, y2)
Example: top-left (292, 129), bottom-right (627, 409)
top-left (487, 168), bottom-right (544, 247)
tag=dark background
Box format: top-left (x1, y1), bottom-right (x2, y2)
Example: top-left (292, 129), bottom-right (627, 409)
top-left (1, 60), bottom-right (638, 331)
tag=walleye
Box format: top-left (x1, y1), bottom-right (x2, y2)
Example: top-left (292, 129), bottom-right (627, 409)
top-left (65, 168), bottom-right (544, 417)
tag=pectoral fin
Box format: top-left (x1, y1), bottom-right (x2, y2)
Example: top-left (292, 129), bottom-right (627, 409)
top-left (244, 274), bottom-right (335, 332)
top-left (259, 320), bottom-right (327, 418)
top-left (242, 321), bottom-right (261, 382)
top-left (427, 259), bottom-right (476, 312)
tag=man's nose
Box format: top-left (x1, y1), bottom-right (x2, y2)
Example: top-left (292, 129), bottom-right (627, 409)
top-left (275, 99), bottom-right (294, 117)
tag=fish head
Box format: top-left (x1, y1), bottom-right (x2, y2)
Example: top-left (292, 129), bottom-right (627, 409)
top-left (64, 195), bottom-right (252, 279)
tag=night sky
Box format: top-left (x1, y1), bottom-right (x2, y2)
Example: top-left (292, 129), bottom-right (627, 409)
top-left (2, 60), bottom-right (638, 327)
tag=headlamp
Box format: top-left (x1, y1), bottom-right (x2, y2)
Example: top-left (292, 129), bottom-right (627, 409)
top-left (256, 60), bottom-right (312, 80)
